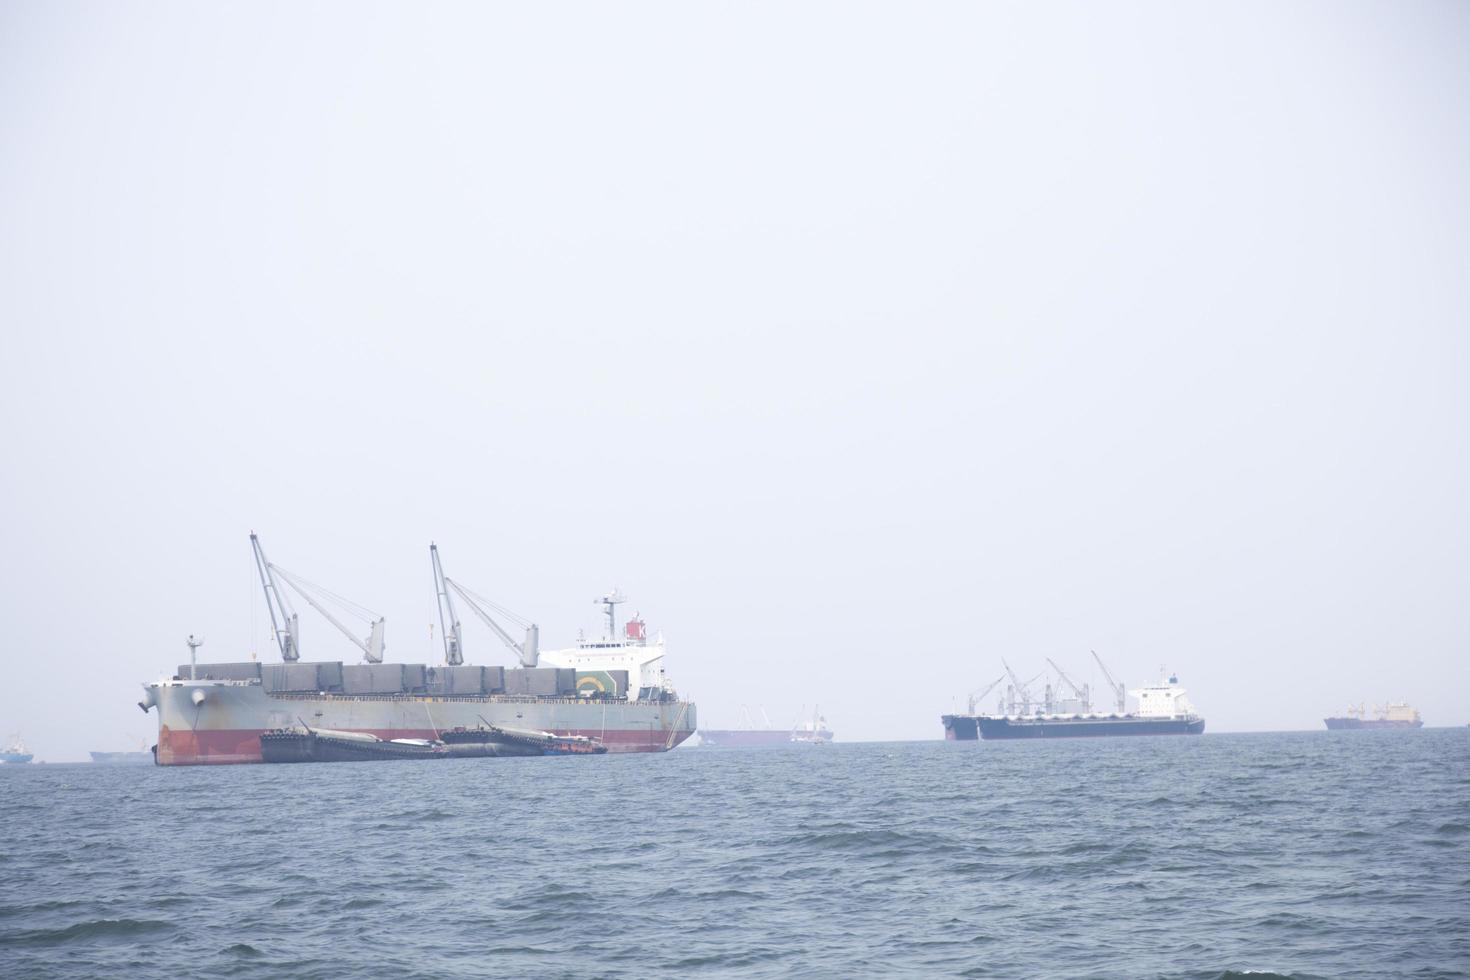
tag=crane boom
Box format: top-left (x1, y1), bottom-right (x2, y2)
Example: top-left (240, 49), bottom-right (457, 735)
top-left (429, 544), bottom-right (463, 666)
top-left (446, 578), bottom-right (540, 667)
top-left (1002, 659), bottom-right (1044, 714)
top-left (1091, 649), bottom-right (1126, 713)
top-left (271, 565), bottom-right (385, 663)
top-left (251, 533), bottom-right (299, 662)
top-left (967, 673), bottom-right (1007, 714)
top-left (1001, 658), bottom-right (1030, 698)
top-left (1046, 658), bottom-right (1091, 711)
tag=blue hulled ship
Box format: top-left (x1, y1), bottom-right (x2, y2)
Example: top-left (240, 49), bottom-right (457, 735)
top-left (943, 654), bottom-right (1206, 741)
top-left (2, 735), bottom-right (34, 764)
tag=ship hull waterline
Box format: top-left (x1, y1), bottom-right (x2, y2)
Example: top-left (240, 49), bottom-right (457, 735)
top-left (1323, 718), bottom-right (1424, 730)
top-left (698, 729), bottom-right (835, 748)
top-left (944, 715), bottom-right (1206, 740)
top-left (89, 751), bottom-right (154, 764)
top-left (150, 681), bottom-right (696, 766)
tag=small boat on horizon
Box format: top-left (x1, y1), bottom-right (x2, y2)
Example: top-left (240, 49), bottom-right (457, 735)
top-left (2, 735), bottom-right (34, 764)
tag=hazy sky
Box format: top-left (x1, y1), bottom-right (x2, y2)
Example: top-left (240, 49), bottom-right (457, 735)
top-left (2, 1), bottom-right (1467, 759)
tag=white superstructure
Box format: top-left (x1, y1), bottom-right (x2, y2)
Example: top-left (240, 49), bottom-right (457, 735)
top-left (1129, 673), bottom-right (1199, 719)
top-left (536, 590), bottom-right (672, 700)
top-left (791, 706), bottom-right (833, 744)
top-left (1378, 701), bottom-right (1421, 724)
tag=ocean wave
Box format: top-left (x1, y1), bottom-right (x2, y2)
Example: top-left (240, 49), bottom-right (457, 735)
top-left (4, 732), bottom-right (1467, 978)
top-left (0, 918), bottom-right (173, 947)
top-left (221, 942), bottom-right (264, 957)
top-left (770, 827), bottom-right (946, 856)
top-left (0, 899), bottom-right (85, 919)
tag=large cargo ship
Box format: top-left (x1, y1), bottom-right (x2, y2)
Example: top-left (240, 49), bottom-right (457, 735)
top-left (943, 653), bottom-right (1205, 740)
top-left (1324, 702), bottom-right (1423, 730)
top-left (699, 729), bottom-right (796, 748)
top-left (699, 706), bottom-right (833, 747)
top-left (139, 538), bottom-right (696, 765)
top-left (90, 751), bottom-right (154, 764)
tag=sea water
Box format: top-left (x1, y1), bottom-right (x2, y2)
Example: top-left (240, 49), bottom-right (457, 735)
top-left (1, 729), bottom-right (1466, 978)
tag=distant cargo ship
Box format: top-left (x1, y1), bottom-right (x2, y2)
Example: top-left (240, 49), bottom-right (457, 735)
top-left (138, 537), bottom-right (696, 765)
top-left (90, 750), bottom-right (154, 764)
top-left (700, 706), bottom-right (833, 747)
top-left (1324, 702), bottom-right (1423, 730)
top-left (791, 707), bottom-right (833, 745)
top-left (2, 735), bottom-right (34, 764)
top-left (942, 653), bottom-right (1205, 740)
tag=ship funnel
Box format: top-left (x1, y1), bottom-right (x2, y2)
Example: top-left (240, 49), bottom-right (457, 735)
top-left (520, 625), bottom-right (539, 667)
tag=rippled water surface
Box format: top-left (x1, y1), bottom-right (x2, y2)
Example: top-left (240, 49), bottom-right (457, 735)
top-left (2, 730), bottom-right (1467, 978)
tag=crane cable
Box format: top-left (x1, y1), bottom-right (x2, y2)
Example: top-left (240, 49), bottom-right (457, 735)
top-left (270, 564), bottom-right (381, 624)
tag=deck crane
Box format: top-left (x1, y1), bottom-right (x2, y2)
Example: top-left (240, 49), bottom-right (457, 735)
top-left (966, 674), bottom-right (1007, 714)
top-left (431, 550), bottom-right (540, 668)
top-left (429, 544), bottom-right (463, 665)
top-left (251, 533), bottom-right (298, 662)
top-left (252, 534), bottom-right (386, 663)
top-left (1046, 658), bottom-right (1091, 714)
top-left (1091, 649), bottom-right (1126, 713)
top-left (1001, 661), bottom-right (1045, 715)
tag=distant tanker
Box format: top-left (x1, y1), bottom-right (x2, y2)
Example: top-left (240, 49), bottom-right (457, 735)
top-left (1324, 702), bottom-right (1423, 730)
top-left (700, 706), bottom-right (833, 747)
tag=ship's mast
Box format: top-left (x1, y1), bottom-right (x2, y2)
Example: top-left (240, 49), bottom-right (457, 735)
top-left (429, 544), bottom-right (463, 666)
top-left (597, 589), bottom-right (627, 640)
top-left (251, 533), bottom-right (299, 662)
top-left (186, 634), bottom-right (203, 680)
